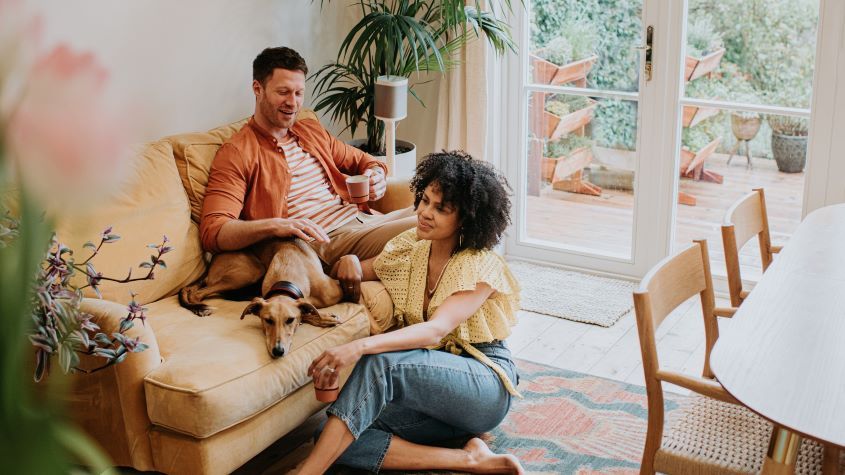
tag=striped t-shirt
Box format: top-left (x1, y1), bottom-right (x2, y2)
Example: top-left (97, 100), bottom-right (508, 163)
top-left (279, 136), bottom-right (358, 233)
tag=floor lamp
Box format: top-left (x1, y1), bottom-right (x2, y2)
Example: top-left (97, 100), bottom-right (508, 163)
top-left (374, 76), bottom-right (408, 177)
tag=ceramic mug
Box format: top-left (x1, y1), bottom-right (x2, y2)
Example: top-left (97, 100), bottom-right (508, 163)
top-left (345, 175), bottom-right (370, 204)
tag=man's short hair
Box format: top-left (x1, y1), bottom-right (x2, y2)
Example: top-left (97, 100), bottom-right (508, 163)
top-left (253, 47), bottom-right (308, 85)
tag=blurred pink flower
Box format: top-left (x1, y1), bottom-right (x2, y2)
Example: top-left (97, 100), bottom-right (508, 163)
top-left (5, 44), bottom-right (131, 207)
top-left (0, 0), bottom-right (43, 119)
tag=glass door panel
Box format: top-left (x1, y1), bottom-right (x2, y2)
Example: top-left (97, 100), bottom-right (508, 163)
top-left (674, 0), bottom-right (819, 280)
top-left (525, 92), bottom-right (638, 258)
top-left (519, 0), bottom-right (644, 264)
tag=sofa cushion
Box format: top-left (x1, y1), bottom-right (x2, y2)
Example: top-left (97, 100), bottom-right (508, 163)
top-left (143, 296), bottom-right (368, 439)
top-left (168, 110), bottom-right (319, 224)
top-left (54, 140), bottom-right (206, 305)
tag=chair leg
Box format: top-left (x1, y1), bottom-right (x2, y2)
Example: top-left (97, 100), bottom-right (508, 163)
top-left (822, 443), bottom-right (840, 475)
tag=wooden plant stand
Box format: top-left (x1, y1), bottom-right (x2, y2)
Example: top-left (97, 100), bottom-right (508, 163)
top-left (542, 100), bottom-right (598, 141)
top-left (684, 48), bottom-right (726, 82)
top-left (547, 147), bottom-right (602, 196)
top-left (682, 105), bottom-right (720, 128)
top-left (677, 137), bottom-right (723, 207)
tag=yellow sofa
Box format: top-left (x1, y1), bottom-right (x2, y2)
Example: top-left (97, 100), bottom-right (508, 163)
top-left (60, 113), bottom-right (408, 474)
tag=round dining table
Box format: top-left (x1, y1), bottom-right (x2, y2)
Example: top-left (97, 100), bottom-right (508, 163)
top-left (711, 203), bottom-right (845, 473)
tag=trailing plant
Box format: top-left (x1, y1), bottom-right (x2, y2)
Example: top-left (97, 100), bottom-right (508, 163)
top-left (29, 227), bottom-right (172, 382)
top-left (312, 0), bottom-right (519, 154)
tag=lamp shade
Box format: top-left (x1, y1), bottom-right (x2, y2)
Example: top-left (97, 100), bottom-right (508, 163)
top-left (375, 76), bottom-right (408, 121)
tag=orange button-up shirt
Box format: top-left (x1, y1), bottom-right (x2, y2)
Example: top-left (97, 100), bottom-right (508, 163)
top-left (199, 117), bottom-right (387, 252)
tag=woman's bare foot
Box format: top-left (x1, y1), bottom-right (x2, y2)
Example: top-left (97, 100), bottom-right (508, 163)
top-left (464, 437), bottom-right (525, 474)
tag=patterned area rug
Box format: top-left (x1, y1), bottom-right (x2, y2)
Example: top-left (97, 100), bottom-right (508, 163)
top-left (277, 360), bottom-right (685, 475)
top-left (480, 359), bottom-right (685, 474)
top-left (507, 260), bottom-right (635, 327)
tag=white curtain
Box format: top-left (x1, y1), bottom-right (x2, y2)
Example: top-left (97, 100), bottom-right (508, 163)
top-left (434, 8), bottom-right (489, 161)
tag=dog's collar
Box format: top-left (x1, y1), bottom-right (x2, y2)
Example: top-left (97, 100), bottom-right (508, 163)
top-left (264, 280), bottom-right (304, 300)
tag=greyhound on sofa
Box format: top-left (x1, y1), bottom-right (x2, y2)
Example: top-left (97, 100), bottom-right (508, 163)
top-left (179, 238), bottom-right (342, 358)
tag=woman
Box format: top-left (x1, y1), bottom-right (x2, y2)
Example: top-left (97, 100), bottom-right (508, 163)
top-left (299, 151), bottom-right (524, 474)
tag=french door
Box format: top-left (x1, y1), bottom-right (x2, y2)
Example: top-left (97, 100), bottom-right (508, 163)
top-left (500, 0), bottom-right (832, 279)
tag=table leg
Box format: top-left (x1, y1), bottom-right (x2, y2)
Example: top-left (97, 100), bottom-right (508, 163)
top-left (761, 426), bottom-right (802, 474)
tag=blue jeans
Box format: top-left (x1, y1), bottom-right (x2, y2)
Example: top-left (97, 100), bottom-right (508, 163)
top-left (317, 340), bottom-right (518, 473)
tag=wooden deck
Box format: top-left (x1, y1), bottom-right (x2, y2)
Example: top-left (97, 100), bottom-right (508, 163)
top-left (525, 151), bottom-right (805, 279)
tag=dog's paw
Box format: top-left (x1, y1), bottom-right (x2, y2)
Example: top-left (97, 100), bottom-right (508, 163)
top-left (330, 314), bottom-right (340, 325)
top-left (194, 306), bottom-right (213, 317)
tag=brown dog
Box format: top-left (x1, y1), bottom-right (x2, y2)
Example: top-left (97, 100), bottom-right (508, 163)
top-left (179, 238), bottom-right (343, 358)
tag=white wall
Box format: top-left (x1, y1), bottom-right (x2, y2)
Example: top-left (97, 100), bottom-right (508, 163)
top-left (28, 0), bottom-right (439, 151)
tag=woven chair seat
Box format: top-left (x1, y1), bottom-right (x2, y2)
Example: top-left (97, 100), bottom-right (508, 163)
top-left (655, 395), bottom-right (825, 475)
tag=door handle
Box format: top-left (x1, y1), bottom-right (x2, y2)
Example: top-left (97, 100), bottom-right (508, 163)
top-left (644, 26), bottom-right (653, 81)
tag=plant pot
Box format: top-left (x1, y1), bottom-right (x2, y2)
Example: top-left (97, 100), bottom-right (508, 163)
top-left (684, 48), bottom-right (726, 82)
top-left (348, 138), bottom-right (417, 179)
top-left (731, 114), bottom-right (762, 141)
top-left (771, 133), bottom-right (807, 173)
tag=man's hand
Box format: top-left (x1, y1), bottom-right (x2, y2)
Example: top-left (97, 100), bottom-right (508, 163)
top-left (334, 254), bottom-right (362, 302)
top-left (365, 168), bottom-right (387, 201)
top-left (272, 217), bottom-right (330, 243)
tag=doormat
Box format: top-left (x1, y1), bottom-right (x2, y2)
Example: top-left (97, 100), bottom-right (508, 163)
top-left (508, 260), bottom-right (635, 327)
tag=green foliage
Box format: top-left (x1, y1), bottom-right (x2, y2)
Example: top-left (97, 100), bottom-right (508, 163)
top-left (545, 94), bottom-right (592, 116)
top-left (768, 115), bottom-right (808, 136)
top-left (592, 99), bottom-right (638, 151)
top-left (689, 0), bottom-right (817, 108)
top-left (682, 125), bottom-right (718, 151)
top-left (531, 0), bottom-right (640, 91)
top-left (537, 36), bottom-right (573, 65)
top-left (685, 15), bottom-right (723, 58)
top-left (545, 134), bottom-right (592, 158)
top-left (312, 0), bottom-right (518, 153)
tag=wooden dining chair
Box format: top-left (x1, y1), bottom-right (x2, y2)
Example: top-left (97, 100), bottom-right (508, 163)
top-left (633, 240), bottom-right (824, 474)
top-left (721, 188), bottom-right (782, 307)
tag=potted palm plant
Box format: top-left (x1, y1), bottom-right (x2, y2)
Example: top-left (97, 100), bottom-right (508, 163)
top-left (311, 0), bottom-right (518, 163)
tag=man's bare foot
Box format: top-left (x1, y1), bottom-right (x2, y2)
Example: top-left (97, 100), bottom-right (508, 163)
top-left (464, 437), bottom-right (525, 474)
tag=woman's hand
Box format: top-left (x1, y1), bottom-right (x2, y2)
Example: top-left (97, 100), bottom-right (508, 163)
top-left (308, 340), bottom-right (365, 384)
top-left (334, 254), bottom-right (363, 301)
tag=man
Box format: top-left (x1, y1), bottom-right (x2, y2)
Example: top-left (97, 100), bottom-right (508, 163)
top-left (199, 47), bottom-right (416, 297)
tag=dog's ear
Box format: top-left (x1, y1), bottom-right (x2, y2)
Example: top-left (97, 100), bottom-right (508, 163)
top-left (240, 298), bottom-right (265, 320)
top-left (297, 301), bottom-right (339, 327)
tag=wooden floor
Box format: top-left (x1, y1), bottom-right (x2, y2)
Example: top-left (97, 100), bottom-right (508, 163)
top-left (526, 151), bottom-right (805, 279)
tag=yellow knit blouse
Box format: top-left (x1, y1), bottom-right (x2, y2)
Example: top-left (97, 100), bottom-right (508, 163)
top-left (373, 228), bottom-right (522, 396)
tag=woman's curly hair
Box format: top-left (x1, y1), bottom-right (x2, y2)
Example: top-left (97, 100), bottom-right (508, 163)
top-left (410, 150), bottom-right (512, 251)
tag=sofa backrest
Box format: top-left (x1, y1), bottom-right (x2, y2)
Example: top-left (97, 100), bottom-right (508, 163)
top-left (167, 110), bottom-right (318, 224)
top-left (54, 140), bottom-right (207, 305)
top-left (54, 110), bottom-right (319, 306)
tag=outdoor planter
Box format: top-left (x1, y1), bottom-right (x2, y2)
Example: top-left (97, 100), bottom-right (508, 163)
top-left (542, 146), bottom-right (593, 182)
top-left (531, 54), bottom-right (598, 86)
top-left (544, 146), bottom-right (602, 196)
top-left (679, 137), bottom-right (722, 183)
top-left (542, 99), bottom-right (598, 140)
top-left (771, 133), bottom-right (807, 173)
top-left (684, 48), bottom-right (726, 81)
top-left (682, 105), bottom-right (720, 128)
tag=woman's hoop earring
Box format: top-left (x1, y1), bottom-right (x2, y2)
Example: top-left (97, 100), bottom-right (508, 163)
top-left (459, 233), bottom-right (464, 248)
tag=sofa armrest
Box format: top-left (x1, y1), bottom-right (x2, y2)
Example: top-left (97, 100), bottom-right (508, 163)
top-left (67, 298), bottom-right (163, 471)
top-left (371, 177), bottom-right (413, 214)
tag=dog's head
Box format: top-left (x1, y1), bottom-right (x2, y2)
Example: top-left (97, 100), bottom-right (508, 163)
top-left (240, 297), bottom-right (339, 358)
